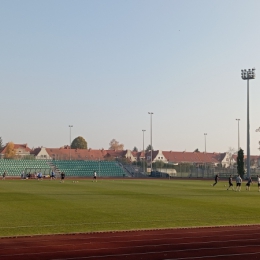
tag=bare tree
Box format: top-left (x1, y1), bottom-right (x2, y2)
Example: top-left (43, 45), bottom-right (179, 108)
top-left (0, 137), bottom-right (3, 151)
top-left (227, 147), bottom-right (236, 168)
top-left (109, 139), bottom-right (124, 150)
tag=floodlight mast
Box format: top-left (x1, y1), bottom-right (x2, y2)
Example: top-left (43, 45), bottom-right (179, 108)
top-left (236, 119), bottom-right (240, 152)
top-left (142, 130), bottom-right (146, 174)
top-left (256, 127), bottom-right (260, 151)
top-left (69, 125), bottom-right (73, 160)
top-left (241, 68), bottom-right (255, 179)
top-left (204, 133), bottom-right (207, 176)
top-left (148, 112), bottom-right (154, 173)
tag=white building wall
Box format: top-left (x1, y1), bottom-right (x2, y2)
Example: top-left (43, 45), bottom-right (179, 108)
top-left (153, 150), bottom-right (168, 163)
top-left (35, 148), bottom-right (52, 160)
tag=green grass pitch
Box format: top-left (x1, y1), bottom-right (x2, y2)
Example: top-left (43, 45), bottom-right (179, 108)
top-left (0, 179), bottom-right (260, 237)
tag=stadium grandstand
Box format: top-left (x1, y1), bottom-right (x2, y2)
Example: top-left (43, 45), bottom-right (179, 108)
top-left (0, 159), bottom-right (127, 178)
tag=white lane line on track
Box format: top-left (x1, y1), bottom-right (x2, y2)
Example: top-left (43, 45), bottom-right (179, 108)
top-left (1, 231), bottom-right (260, 252)
top-left (165, 251), bottom-right (260, 260)
top-left (1, 238), bottom-right (259, 258)
top-left (51, 245), bottom-right (260, 260)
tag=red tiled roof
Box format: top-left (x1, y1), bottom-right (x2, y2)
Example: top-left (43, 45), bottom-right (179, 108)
top-left (45, 148), bottom-right (108, 160)
top-left (232, 154), bottom-right (260, 160)
top-left (135, 151), bottom-right (145, 158)
top-left (104, 150), bottom-right (126, 158)
top-left (145, 150), bottom-right (159, 161)
top-left (162, 151), bottom-right (221, 164)
top-left (1, 143), bottom-right (31, 154)
top-left (30, 147), bottom-right (41, 156)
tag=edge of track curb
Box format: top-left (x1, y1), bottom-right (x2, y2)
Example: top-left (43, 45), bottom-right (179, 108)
top-left (1, 223), bottom-right (260, 240)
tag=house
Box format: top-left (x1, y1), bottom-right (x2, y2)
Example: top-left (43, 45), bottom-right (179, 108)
top-left (31, 147), bottom-right (52, 160)
top-left (145, 150), bottom-right (167, 164)
top-left (45, 147), bottom-right (107, 161)
top-left (244, 155), bottom-right (260, 168)
top-left (0, 143), bottom-right (31, 159)
top-left (220, 153), bottom-right (236, 168)
top-left (161, 151), bottom-right (220, 166)
top-left (104, 149), bottom-right (135, 162)
top-left (134, 151), bottom-right (146, 162)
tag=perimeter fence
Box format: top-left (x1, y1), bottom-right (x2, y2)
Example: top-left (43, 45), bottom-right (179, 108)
top-left (148, 164), bottom-right (260, 180)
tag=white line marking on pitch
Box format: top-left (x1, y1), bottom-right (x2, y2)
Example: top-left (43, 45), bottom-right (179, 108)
top-left (1, 222), bottom-right (260, 229)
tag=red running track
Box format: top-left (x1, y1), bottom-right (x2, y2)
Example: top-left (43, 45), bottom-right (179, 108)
top-left (1, 225), bottom-right (260, 260)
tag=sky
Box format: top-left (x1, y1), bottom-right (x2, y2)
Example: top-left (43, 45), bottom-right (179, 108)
top-left (1, 0), bottom-right (260, 154)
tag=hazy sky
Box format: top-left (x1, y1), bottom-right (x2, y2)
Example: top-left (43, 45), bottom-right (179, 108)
top-left (1, 0), bottom-right (260, 154)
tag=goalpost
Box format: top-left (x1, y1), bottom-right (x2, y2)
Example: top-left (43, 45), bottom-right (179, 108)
top-left (24, 168), bottom-right (52, 178)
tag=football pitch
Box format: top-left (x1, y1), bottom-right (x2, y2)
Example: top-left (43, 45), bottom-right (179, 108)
top-left (1, 178), bottom-right (260, 237)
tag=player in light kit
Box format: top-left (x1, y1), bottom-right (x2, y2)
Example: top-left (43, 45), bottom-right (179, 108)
top-left (236, 175), bottom-right (242, 192)
top-left (93, 171), bottom-right (97, 182)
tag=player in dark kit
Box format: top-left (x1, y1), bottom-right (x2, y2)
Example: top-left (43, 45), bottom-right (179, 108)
top-left (227, 175), bottom-right (234, 190)
top-left (246, 176), bottom-right (253, 191)
top-left (60, 172), bottom-right (65, 183)
top-left (2, 171), bottom-right (6, 180)
top-left (212, 174), bottom-right (219, 186)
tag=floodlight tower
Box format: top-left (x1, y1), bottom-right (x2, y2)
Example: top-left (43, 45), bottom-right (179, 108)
top-left (241, 68), bottom-right (255, 179)
top-left (69, 125), bottom-right (73, 160)
top-left (204, 133), bottom-right (207, 153)
top-left (256, 127), bottom-right (260, 152)
top-left (236, 119), bottom-right (240, 152)
top-left (204, 133), bottom-right (207, 174)
top-left (142, 130), bottom-right (146, 173)
top-left (148, 112), bottom-right (154, 173)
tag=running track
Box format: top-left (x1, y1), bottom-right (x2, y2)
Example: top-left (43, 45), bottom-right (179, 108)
top-left (1, 225), bottom-right (260, 260)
